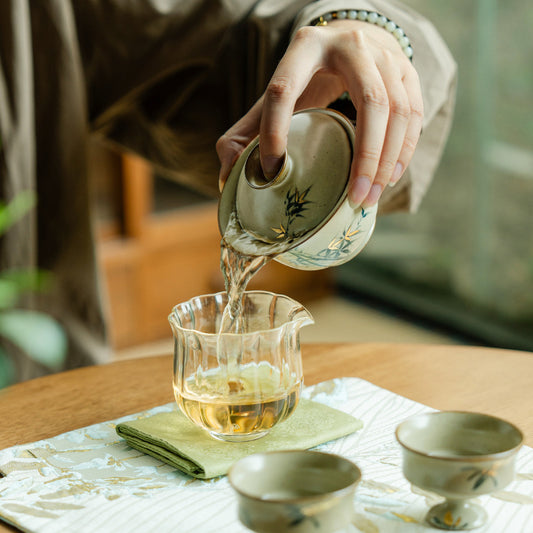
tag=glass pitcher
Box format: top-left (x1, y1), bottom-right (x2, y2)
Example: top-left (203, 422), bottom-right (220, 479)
top-left (168, 290), bottom-right (313, 442)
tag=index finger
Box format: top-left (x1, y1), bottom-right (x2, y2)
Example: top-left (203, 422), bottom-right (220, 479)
top-left (259, 27), bottom-right (322, 177)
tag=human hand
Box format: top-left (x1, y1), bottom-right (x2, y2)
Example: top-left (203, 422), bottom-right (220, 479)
top-left (217, 18), bottom-right (423, 208)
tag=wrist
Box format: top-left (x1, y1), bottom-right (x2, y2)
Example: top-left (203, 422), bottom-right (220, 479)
top-left (311, 10), bottom-right (413, 60)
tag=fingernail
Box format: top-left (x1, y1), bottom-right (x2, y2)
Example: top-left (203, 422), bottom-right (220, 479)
top-left (348, 176), bottom-right (372, 207)
top-left (262, 156), bottom-right (283, 179)
top-left (389, 162), bottom-right (403, 186)
top-left (362, 184), bottom-right (383, 207)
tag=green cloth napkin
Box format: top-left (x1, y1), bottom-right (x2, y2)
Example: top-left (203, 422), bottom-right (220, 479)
top-left (115, 399), bottom-right (362, 479)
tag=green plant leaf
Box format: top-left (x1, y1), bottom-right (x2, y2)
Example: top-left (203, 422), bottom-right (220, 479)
top-left (0, 191), bottom-right (36, 235)
top-left (0, 278), bottom-right (21, 309)
top-left (0, 345), bottom-right (17, 388)
top-left (0, 270), bottom-right (53, 309)
top-left (0, 269), bottom-right (52, 293)
top-left (0, 310), bottom-right (67, 370)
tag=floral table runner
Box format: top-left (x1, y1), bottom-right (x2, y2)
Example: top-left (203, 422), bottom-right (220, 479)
top-left (0, 377), bottom-right (532, 532)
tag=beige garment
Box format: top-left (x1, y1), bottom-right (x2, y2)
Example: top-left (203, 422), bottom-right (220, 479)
top-left (0, 0), bottom-right (456, 379)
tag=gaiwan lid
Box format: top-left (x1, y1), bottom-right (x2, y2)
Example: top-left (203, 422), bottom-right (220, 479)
top-left (219, 108), bottom-right (355, 255)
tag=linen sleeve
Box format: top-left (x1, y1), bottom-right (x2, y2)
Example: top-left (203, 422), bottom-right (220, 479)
top-left (73, 0), bottom-right (312, 197)
top-left (75, 0), bottom-right (456, 207)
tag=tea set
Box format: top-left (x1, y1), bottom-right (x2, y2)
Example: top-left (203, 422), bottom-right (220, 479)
top-left (168, 109), bottom-right (524, 531)
top-left (228, 413), bottom-right (522, 532)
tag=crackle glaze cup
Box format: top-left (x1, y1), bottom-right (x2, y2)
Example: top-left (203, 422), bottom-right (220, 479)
top-left (396, 411), bottom-right (523, 530)
top-left (218, 108), bottom-right (377, 271)
top-left (229, 450), bottom-right (361, 533)
top-left (168, 291), bottom-right (313, 442)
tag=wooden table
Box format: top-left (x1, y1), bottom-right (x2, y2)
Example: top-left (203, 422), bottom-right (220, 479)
top-left (1, 342), bottom-right (532, 532)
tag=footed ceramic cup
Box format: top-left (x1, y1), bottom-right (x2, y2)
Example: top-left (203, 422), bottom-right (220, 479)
top-left (396, 411), bottom-right (523, 530)
top-left (229, 450), bottom-right (361, 533)
top-left (218, 108), bottom-right (377, 271)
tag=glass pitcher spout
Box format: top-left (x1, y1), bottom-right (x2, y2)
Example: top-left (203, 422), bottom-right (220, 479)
top-left (286, 303), bottom-right (314, 331)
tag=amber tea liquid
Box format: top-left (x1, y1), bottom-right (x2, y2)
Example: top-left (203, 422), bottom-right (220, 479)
top-left (175, 364), bottom-right (300, 441)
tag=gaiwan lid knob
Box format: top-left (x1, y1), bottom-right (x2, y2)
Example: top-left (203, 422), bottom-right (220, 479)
top-left (232, 109), bottom-right (355, 248)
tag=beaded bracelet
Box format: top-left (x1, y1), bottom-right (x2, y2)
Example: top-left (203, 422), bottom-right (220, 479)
top-left (311, 10), bottom-right (413, 60)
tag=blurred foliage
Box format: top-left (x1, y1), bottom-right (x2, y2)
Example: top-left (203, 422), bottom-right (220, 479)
top-left (0, 192), bottom-right (67, 388)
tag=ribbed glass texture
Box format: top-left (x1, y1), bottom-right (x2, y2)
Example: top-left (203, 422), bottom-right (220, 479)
top-left (168, 291), bottom-right (313, 441)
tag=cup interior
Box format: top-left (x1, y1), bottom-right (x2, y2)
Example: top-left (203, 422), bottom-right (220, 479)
top-left (396, 411), bottom-right (523, 458)
top-left (229, 451), bottom-right (361, 501)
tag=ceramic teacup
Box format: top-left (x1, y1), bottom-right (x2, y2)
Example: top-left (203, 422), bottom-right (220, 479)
top-left (396, 411), bottom-right (523, 530)
top-left (228, 450), bottom-right (361, 533)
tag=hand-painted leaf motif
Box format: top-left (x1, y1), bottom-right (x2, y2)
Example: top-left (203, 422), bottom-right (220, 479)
top-left (462, 466), bottom-right (498, 490)
top-left (281, 186), bottom-right (313, 237)
top-left (344, 229), bottom-right (360, 241)
top-left (271, 224), bottom-right (287, 239)
top-left (473, 475), bottom-right (488, 490)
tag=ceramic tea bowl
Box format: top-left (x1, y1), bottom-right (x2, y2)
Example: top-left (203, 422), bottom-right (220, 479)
top-left (396, 411), bottom-right (523, 530)
top-left (228, 450), bottom-right (361, 533)
top-left (218, 108), bottom-right (377, 271)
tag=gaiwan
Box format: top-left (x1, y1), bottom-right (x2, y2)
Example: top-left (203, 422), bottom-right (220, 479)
top-left (218, 108), bottom-right (377, 270)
